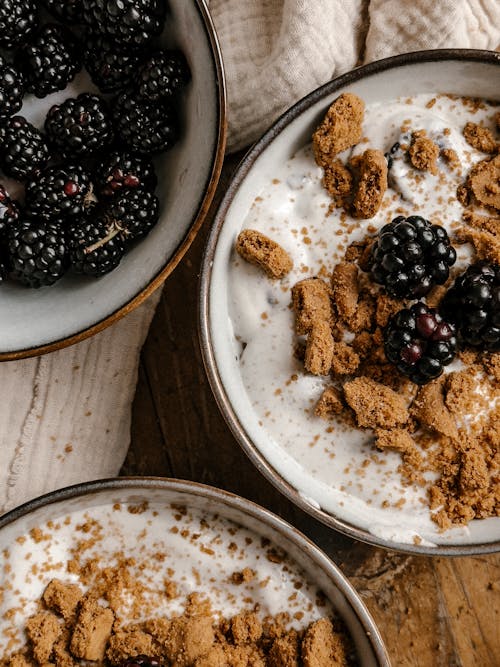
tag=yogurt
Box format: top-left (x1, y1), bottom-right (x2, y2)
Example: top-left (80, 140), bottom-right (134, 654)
top-left (226, 93), bottom-right (499, 545)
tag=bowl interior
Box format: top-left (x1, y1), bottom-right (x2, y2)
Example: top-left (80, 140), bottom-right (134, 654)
top-left (0, 480), bottom-right (387, 666)
top-left (204, 52), bottom-right (500, 554)
top-left (0, 0), bottom-right (223, 358)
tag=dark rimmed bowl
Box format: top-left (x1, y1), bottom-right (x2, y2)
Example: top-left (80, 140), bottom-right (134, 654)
top-left (0, 477), bottom-right (390, 666)
top-left (0, 0), bottom-right (226, 360)
top-left (199, 49), bottom-right (500, 556)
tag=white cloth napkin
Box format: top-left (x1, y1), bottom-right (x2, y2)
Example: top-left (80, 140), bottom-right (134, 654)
top-left (1, 0), bottom-right (499, 514)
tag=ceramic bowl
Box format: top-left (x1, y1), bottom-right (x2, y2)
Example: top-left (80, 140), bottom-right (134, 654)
top-left (0, 478), bottom-right (389, 666)
top-left (200, 50), bottom-right (500, 555)
top-left (0, 0), bottom-right (226, 360)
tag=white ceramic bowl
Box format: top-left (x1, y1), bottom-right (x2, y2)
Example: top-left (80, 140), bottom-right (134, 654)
top-left (200, 50), bottom-right (500, 555)
top-left (0, 0), bottom-right (226, 360)
top-left (0, 478), bottom-right (389, 666)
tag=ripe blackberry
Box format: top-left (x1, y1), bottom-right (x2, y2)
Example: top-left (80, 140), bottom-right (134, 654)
top-left (68, 215), bottom-right (125, 276)
top-left (369, 215), bottom-right (457, 299)
top-left (104, 189), bottom-right (159, 242)
top-left (82, 0), bottom-right (167, 48)
top-left (136, 50), bottom-right (190, 102)
top-left (8, 219), bottom-right (68, 287)
top-left (384, 303), bottom-right (457, 385)
top-left (25, 164), bottom-right (94, 223)
top-left (45, 93), bottom-right (113, 158)
top-left (16, 24), bottom-right (81, 98)
top-left (0, 116), bottom-right (50, 180)
top-left (120, 657), bottom-right (161, 667)
top-left (0, 0), bottom-right (38, 49)
top-left (0, 57), bottom-right (25, 120)
top-left (95, 151), bottom-right (156, 197)
top-left (440, 263), bottom-right (500, 352)
top-left (0, 185), bottom-right (20, 237)
top-left (41, 0), bottom-right (84, 25)
top-left (113, 90), bottom-right (178, 155)
top-left (83, 34), bottom-right (143, 93)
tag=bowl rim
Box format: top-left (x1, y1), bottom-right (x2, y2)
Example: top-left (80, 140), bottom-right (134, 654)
top-left (199, 48), bottom-right (500, 557)
top-left (0, 476), bottom-right (391, 667)
top-left (0, 0), bottom-right (227, 362)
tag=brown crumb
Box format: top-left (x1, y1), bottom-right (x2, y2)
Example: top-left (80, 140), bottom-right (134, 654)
top-left (268, 629), bottom-right (300, 667)
top-left (411, 378), bottom-right (458, 440)
top-left (455, 225), bottom-right (500, 265)
top-left (70, 597), bottom-right (114, 662)
top-left (291, 278), bottom-right (332, 335)
top-left (42, 580), bottom-right (82, 621)
top-left (330, 262), bottom-right (359, 323)
top-left (441, 148), bottom-right (460, 169)
top-left (330, 341), bottom-right (360, 376)
top-left (350, 149), bottom-right (388, 218)
top-left (301, 618), bottom-right (347, 667)
top-left (343, 376), bottom-right (409, 429)
top-left (312, 93), bottom-right (365, 167)
top-left (235, 229), bottom-right (293, 279)
top-left (230, 568), bottom-right (255, 585)
top-left (463, 121), bottom-right (497, 154)
top-left (408, 130), bottom-right (439, 175)
top-left (463, 210), bottom-right (499, 236)
top-left (304, 320), bottom-right (334, 376)
top-left (469, 153), bottom-right (500, 211)
top-left (322, 159), bottom-right (353, 208)
top-left (25, 612), bottom-right (61, 664)
top-left (314, 386), bottom-right (344, 419)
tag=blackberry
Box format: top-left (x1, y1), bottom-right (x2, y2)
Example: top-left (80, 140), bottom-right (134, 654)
top-left (113, 90), bottom-right (178, 155)
top-left (25, 164), bottom-right (94, 223)
top-left (384, 303), bottom-right (457, 385)
top-left (104, 188), bottom-right (159, 242)
top-left (45, 93), bottom-right (113, 158)
top-left (136, 50), bottom-right (190, 102)
top-left (41, 0), bottom-right (84, 25)
top-left (8, 219), bottom-right (68, 287)
top-left (16, 24), bottom-right (81, 99)
top-left (0, 116), bottom-right (50, 180)
top-left (0, 185), bottom-right (20, 236)
top-left (83, 34), bottom-right (143, 93)
top-left (0, 0), bottom-right (37, 49)
top-left (82, 0), bottom-right (167, 48)
top-left (440, 262), bottom-right (500, 352)
top-left (120, 657), bottom-right (161, 667)
top-left (95, 151), bottom-right (156, 197)
top-left (68, 215), bottom-right (125, 276)
top-left (369, 215), bottom-right (457, 299)
top-left (0, 57), bottom-right (25, 120)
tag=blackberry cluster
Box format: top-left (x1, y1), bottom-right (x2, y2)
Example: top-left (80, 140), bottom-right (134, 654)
top-left (113, 90), bottom-right (178, 155)
top-left (0, 0), bottom-right (38, 49)
top-left (0, 116), bottom-right (50, 180)
top-left (440, 263), bottom-right (500, 352)
top-left (0, 57), bottom-right (25, 120)
top-left (384, 303), bottom-right (457, 385)
top-left (369, 215), bottom-right (457, 299)
top-left (45, 93), bottom-right (113, 157)
top-left (82, 0), bottom-right (167, 48)
top-left (16, 23), bottom-right (81, 98)
top-left (0, 0), bottom-right (189, 288)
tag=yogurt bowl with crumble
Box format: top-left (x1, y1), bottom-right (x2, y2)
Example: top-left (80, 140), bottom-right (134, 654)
top-left (200, 50), bottom-right (500, 555)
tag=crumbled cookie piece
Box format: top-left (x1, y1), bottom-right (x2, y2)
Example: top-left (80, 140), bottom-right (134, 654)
top-left (375, 428), bottom-right (423, 469)
top-left (330, 262), bottom-right (358, 322)
top-left (314, 386), bottom-right (344, 419)
top-left (231, 612), bottom-right (262, 645)
top-left (350, 149), bottom-right (388, 218)
top-left (330, 341), bottom-right (360, 376)
top-left (301, 618), bottom-right (346, 667)
top-left (408, 130), bottom-right (439, 175)
top-left (6, 655), bottom-right (33, 667)
top-left (463, 210), bottom-right (499, 236)
top-left (230, 568), bottom-right (256, 585)
top-left (375, 292), bottom-right (404, 328)
top-left (463, 121), bottom-right (497, 154)
top-left (312, 93), bottom-right (365, 167)
top-left (268, 629), bottom-right (300, 667)
top-left (107, 630), bottom-right (155, 665)
top-left (469, 153), bottom-right (500, 210)
top-left (441, 147), bottom-right (460, 169)
top-left (343, 376), bottom-right (409, 429)
top-left (455, 225), bottom-right (500, 265)
top-left (291, 278), bottom-right (332, 335)
top-left (304, 320), bottom-right (334, 376)
top-left (26, 612), bottom-right (61, 664)
top-left (164, 614), bottom-right (215, 666)
top-left (322, 158), bottom-right (353, 208)
top-left (235, 229), bottom-right (293, 279)
top-left (410, 378), bottom-right (458, 440)
top-left (70, 598), bottom-right (114, 662)
top-left (42, 580), bottom-right (82, 621)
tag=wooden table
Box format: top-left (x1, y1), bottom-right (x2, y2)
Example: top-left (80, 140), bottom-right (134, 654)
top-left (122, 155), bottom-right (500, 667)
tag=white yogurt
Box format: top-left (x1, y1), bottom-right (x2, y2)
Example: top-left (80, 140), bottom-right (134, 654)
top-left (226, 93), bottom-right (499, 545)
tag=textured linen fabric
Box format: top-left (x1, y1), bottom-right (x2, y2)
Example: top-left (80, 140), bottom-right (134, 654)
top-left (1, 0), bottom-right (499, 513)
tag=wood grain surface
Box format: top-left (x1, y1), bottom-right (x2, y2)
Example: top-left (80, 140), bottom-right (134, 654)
top-left (122, 155), bottom-right (500, 667)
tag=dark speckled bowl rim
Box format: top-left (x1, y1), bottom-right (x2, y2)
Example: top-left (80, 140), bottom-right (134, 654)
top-left (199, 49), bottom-right (500, 557)
top-left (0, 0), bottom-right (227, 362)
top-left (0, 477), bottom-right (390, 666)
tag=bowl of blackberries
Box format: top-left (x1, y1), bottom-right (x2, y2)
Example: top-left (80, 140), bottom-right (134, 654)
top-left (0, 0), bottom-right (226, 358)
